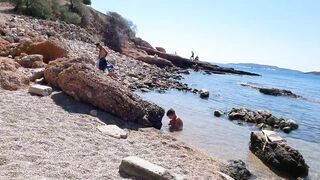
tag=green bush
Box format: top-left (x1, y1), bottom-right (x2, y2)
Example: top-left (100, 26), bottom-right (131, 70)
top-left (60, 6), bottom-right (82, 24)
top-left (27, 0), bottom-right (53, 19)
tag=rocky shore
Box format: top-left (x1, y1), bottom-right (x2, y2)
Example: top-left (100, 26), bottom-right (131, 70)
top-left (0, 4), bottom-right (249, 179)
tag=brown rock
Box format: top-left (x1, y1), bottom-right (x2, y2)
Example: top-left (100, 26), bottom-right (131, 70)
top-left (12, 38), bottom-right (68, 63)
top-left (155, 47), bottom-right (166, 53)
top-left (44, 57), bottom-right (94, 87)
top-left (27, 39), bottom-right (69, 63)
top-left (0, 57), bottom-right (29, 90)
top-left (44, 57), bottom-right (164, 129)
top-left (16, 54), bottom-right (44, 68)
top-left (0, 37), bottom-right (10, 57)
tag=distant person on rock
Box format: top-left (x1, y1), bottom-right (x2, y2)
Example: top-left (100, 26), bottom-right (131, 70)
top-left (95, 43), bottom-right (118, 79)
top-left (195, 55), bottom-right (199, 61)
top-left (190, 51), bottom-right (195, 60)
top-left (167, 109), bottom-right (183, 132)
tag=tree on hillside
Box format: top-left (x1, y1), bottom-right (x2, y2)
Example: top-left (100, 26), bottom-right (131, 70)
top-left (104, 12), bottom-right (137, 52)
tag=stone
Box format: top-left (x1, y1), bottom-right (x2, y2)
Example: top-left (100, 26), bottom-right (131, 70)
top-left (27, 68), bottom-right (45, 82)
top-left (155, 47), bottom-right (166, 53)
top-left (282, 127), bottom-right (291, 133)
top-left (214, 110), bottom-right (224, 117)
top-left (97, 125), bottom-right (128, 139)
top-left (28, 84), bottom-right (52, 96)
top-left (16, 54), bottom-right (44, 68)
top-left (119, 156), bottom-right (185, 180)
top-left (220, 160), bottom-right (251, 180)
top-left (140, 88), bottom-right (151, 93)
top-left (259, 88), bottom-right (301, 98)
top-left (216, 172), bottom-right (234, 180)
top-left (199, 89), bottom-right (209, 99)
top-left (90, 110), bottom-right (98, 116)
top-left (0, 57), bottom-right (29, 90)
top-left (250, 131), bottom-right (309, 177)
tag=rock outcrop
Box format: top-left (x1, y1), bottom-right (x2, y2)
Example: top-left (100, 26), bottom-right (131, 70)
top-left (11, 38), bottom-right (68, 63)
top-left (228, 108), bottom-right (299, 133)
top-left (0, 57), bottom-right (29, 90)
top-left (250, 131), bottom-right (309, 177)
top-left (138, 46), bottom-right (260, 76)
top-left (241, 83), bottom-right (302, 99)
top-left (155, 47), bottom-right (166, 53)
top-left (220, 160), bottom-right (251, 180)
top-left (44, 57), bottom-right (164, 129)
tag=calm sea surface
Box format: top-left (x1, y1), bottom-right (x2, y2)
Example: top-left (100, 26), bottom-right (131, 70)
top-left (137, 64), bottom-right (320, 179)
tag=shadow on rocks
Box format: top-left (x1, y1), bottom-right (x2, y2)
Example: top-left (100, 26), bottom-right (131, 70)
top-left (51, 91), bottom-right (141, 130)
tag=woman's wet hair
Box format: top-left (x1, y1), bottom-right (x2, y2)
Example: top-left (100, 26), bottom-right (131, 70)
top-left (167, 108), bottom-right (175, 116)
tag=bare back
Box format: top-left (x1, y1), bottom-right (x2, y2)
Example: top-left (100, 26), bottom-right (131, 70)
top-left (99, 46), bottom-right (108, 59)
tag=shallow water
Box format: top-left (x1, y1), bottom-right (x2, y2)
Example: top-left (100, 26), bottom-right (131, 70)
top-left (137, 65), bottom-right (320, 179)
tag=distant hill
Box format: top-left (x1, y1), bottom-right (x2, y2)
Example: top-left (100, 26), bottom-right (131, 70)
top-left (229, 63), bottom-right (303, 73)
top-left (305, 71), bottom-right (320, 75)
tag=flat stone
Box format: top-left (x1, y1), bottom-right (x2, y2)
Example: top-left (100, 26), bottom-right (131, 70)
top-left (97, 125), bottom-right (128, 139)
top-left (262, 130), bottom-right (284, 143)
top-left (28, 84), bottom-right (52, 96)
top-left (119, 156), bottom-right (186, 180)
top-left (216, 171), bottom-right (234, 180)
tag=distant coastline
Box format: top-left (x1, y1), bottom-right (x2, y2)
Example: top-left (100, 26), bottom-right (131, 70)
top-left (305, 71), bottom-right (320, 75)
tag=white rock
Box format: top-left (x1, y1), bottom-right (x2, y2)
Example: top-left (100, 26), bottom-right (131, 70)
top-left (28, 84), bottom-right (52, 96)
top-left (97, 125), bottom-right (128, 139)
top-left (119, 156), bottom-right (186, 180)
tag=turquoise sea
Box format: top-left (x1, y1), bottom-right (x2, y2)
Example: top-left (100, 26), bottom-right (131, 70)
top-left (138, 64), bottom-right (320, 179)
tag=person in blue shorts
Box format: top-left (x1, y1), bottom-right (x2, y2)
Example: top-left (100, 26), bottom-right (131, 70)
top-left (95, 43), bottom-right (118, 79)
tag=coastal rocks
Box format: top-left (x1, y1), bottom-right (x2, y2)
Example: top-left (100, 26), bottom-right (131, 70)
top-left (214, 110), bottom-right (224, 117)
top-left (250, 131), bottom-right (309, 177)
top-left (155, 47), bottom-right (166, 53)
top-left (259, 88), bottom-right (301, 98)
top-left (137, 56), bottom-right (173, 68)
top-left (228, 108), bottom-right (299, 133)
top-left (199, 89), bottom-right (210, 99)
top-left (220, 160), bottom-right (252, 180)
top-left (15, 54), bottom-right (44, 68)
top-left (119, 156), bottom-right (186, 180)
top-left (46, 58), bottom-right (164, 129)
top-left (241, 83), bottom-right (302, 99)
top-left (0, 57), bottom-right (29, 90)
top-left (26, 39), bottom-right (69, 63)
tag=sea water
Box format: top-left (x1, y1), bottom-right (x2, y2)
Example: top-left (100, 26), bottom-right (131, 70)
top-left (137, 64), bottom-right (320, 179)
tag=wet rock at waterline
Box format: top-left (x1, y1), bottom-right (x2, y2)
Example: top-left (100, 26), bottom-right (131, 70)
top-left (250, 131), bottom-right (309, 177)
top-left (214, 110), bottom-right (224, 117)
top-left (228, 108), bottom-right (299, 133)
top-left (241, 83), bottom-right (302, 99)
top-left (220, 160), bottom-right (252, 180)
top-left (199, 89), bottom-right (210, 99)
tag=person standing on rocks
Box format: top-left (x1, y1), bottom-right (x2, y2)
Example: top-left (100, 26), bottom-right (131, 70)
top-left (190, 51), bottom-right (195, 60)
top-left (96, 43), bottom-right (118, 79)
top-left (167, 109), bottom-right (183, 132)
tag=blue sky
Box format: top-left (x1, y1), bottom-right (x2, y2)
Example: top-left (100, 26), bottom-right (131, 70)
top-left (92, 0), bottom-right (320, 72)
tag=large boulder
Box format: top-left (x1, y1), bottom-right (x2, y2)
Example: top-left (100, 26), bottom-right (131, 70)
top-left (155, 47), bottom-right (166, 53)
top-left (58, 63), bottom-right (164, 129)
top-left (0, 57), bottom-right (29, 90)
top-left (44, 57), bottom-right (94, 87)
top-left (12, 38), bottom-right (68, 63)
top-left (44, 57), bottom-right (164, 129)
top-left (250, 131), bottom-right (309, 177)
